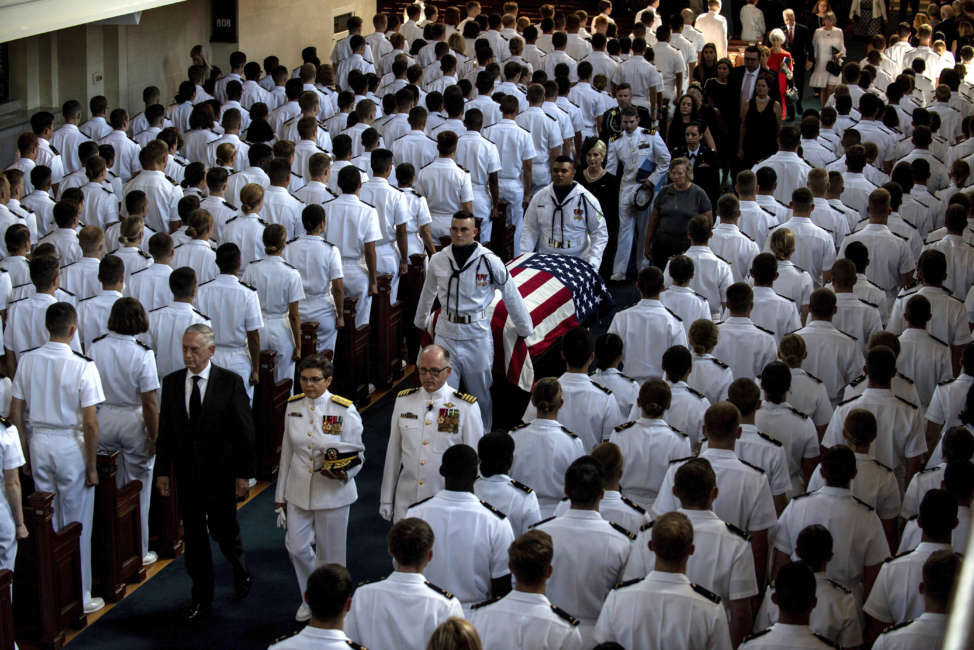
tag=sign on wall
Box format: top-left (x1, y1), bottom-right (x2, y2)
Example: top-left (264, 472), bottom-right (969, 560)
top-left (211, 0), bottom-right (237, 42)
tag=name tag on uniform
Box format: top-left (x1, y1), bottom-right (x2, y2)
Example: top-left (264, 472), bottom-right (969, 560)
top-left (438, 408), bottom-right (459, 433)
top-left (288, 412), bottom-right (303, 418)
top-left (638, 143), bottom-right (651, 149)
top-left (400, 412), bottom-right (418, 419)
top-left (322, 415), bottom-right (343, 435)
top-left (476, 273), bottom-right (489, 287)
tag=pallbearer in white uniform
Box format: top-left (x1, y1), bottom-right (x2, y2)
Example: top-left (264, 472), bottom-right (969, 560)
top-left (89, 297), bottom-right (160, 567)
top-left (241, 225), bottom-right (305, 384)
top-left (275, 355), bottom-right (364, 623)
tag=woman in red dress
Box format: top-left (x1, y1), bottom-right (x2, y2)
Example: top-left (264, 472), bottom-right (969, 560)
top-left (765, 29), bottom-right (794, 121)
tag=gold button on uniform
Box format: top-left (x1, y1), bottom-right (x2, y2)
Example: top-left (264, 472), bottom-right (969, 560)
top-left (419, 480), bottom-right (424, 485)
top-left (420, 460), bottom-right (425, 465)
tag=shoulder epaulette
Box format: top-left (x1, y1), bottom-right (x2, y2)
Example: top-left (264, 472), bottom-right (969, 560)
top-left (758, 431), bottom-right (783, 446)
top-left (550, 604), bottom-right (579, 626)
top-left (664, 306), bottom-right (683, 321)
top-left (849, 374), bottom-right (866, 387)
top-left (880, 619), bottom-right (915, 635)
top-left (192, 308), bottom-right (208, 319)
top-left (669, 455), bottom-right (694, 464)
top-left (612, 577), bottom-right (643, 590)
top-left (838, 394), bottom-right (863, 406)
top-left (287, 393), bottom-right (305, 402)
top-left (424, 580), bottom-right (453, 599)
top-left (559, 425), bottom-right (579, 439)
top-left (100, 186), bottom-right (113, 195)
top-left (503, 478), bottom-right (532, 495)
top-left (591, 380), bottom-right (612, 395)
top-left (690, 583), bottom-right (721, 604)
top-left (813, 633), bottom-right (839, 648)
top-left (222, 200), bottom-right (237, 210)
top-left (509, 422), bottom-right (530, 432)
top-left (331, 394), bottom-right (353, 408)
top-left (824, 577), bottom-right (851, 594)
top-left (73, 350), bottom-right (93, 361)
top-left (614, 420), bottom-right (637, 432)
top-left (685, 385), bottom-right (705, 399)
top-left (743, 629), bottom-right (772, 642)
top-left (885, 549), bottom-right (914, 564)
top-left (454, 390), bottom-right (477, 403)
top-left (639, 519), bottom-right (655, 532)
top-left (896, 395), bottom-right (919, 409)
top-left (668, 424), bottom-right (688, 438)
top-left (928, 333), bottom-right (949, 347)
top-left (224, 216), bottom-right (238, 224)
top-left (59, 287), bottom-right (75, 297)
top-left (837, 328), bottom-right (857, 341)
top-left (713, 252), bottom-right (731, 265)
top-left (91, 333), bottom-right (108, 344)
top-left (164, 175), bottom-right (177, 185)
top-left (408, 495), bottom-right (434, 509)
top-left (529, 515), bottom-right (556, 528)
top-left (131, 266), bottom-right (148, 275)
top-left (479, 499), bottom-right (506, 519)
top-left (787, 405), bottom-right (809, 419)
top-left (470, 595), bottom-right (502, 610)
top-left (725, 521), bottom-right (751, 541)
top-left (853, 495), bottom-right (875, 511)
top-left (397, 386), bottom-right (419, 398)
top-left (775, 291), bottom-right (796, 303)
top-left (754, 323), bottom-right (775, 336)
top-left (708, 357), bottom-right (729, 369)
top-left (240, 280), bottom-right (257, 291)
top-left (870, 456), bottom-right (894, 472)
top-left (619, 495), bottom-right (646, 514)
top-left (739, 458), bottom-right (765, 474)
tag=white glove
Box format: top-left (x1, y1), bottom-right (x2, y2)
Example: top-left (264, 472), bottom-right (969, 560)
top-left (275, 506), bottom-right (286, 529)
top-left (379, 503), bottom-right (393, 521)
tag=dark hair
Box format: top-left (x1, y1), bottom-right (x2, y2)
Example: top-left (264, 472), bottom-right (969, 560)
top-left (45, 302), bottom-right (77, 338)
top-left (919, 488), bottom-right (960, 540)
top-left (29, 255), bottom-right (59, 290)
top-left (661, 345), bottom-right (692, 382)
top-left (305, 564), bottom-right (353, 620)
top-left (795, 524), bottom-right (833, 568)
top-left (821, 445), bottom-right (856, 486)
top-left (477, 431), bottom-right (515, 477)
top-left (595, 333), bottom-right (624, 370)
top-left (216, 242), bottom-right (241, 273)
top-left (564, 456), bottom-right (603, 506)
top-left (561, 326), bottom-right (594, 368)
top-left (169, 266), bottom-right (198, 299)
top-left (388, 517), bottom-right (435, 567)
top-left (637, 266), bottom-right (664, 297)
top-left (108, 297), bottom-right (149, 335)
top-left (674, 458), bottom-right (716, 508)
top-left (774, 562), bottom-right (817, 614)
top-left (297, 353), bottom-right (334, 379)
top-left (440, 443), bottom-right (479, 480)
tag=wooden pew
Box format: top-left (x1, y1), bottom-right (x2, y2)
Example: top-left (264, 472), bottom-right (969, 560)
top-left (401, 254), bottom-right (427, 363)
top-left (370, 275), bottom-right (405, 390)
top-left (14, 492), bottom-right (86, 649)
top-left (489, 201), bottom-right (515, 262)
top-left (0, 569), bottom-right (13, 650)
top-left (300, 321), bottom-right (319, 360)
top-left (333, 297), bottom-right (370, 405)
top-left (93, 451), bottom-right (146, 603)
top-left (252, 350), bottom-right (293, 480)
top-left (149, 461), bottom-right (182, 558)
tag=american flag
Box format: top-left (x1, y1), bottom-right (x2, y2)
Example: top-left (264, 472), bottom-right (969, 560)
top-left (489, 253), bottom-right (613, 391)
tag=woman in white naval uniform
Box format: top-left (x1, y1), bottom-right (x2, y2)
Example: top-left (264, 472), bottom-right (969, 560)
top-left (275, 355), bottom-right (363, 622)
top-left (113, 216), bottom-right (153, 282)
top-left (89, 298), bottom-right (161, 566)
top-left (171, 209), bottom-right (219, 285)
top-left (242, 225), bottom-right (305, 384)
top-left (221, 183), bottom-right (267, 268)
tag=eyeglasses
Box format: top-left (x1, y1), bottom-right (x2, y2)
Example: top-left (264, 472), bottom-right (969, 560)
top-left (417, 366), bottom-right (448, 375)
top-left (301, 375), bottom-right (327, 383)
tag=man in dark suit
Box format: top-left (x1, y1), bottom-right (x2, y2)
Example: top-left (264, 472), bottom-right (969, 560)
top-left (729, 46), bottom-right (780, 173)
top-left (781, 9), bottom-right (815, 113)
top-left (155, 323), bottom-right (255, 623)
top-left (671, 121), bottom-right (721, 205)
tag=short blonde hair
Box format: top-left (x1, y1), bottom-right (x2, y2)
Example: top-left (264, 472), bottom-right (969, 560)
top-left (670, 156), bottom-right (694, 181)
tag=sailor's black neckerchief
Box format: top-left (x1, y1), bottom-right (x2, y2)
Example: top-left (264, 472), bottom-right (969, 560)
top-left (446, 243), bottom-right (497, 317)
top-left (550, 183), bottom-right (591, 245)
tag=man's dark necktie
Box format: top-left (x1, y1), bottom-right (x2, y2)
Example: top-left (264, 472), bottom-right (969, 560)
top-left (190, 375), bottom-right (202, 422)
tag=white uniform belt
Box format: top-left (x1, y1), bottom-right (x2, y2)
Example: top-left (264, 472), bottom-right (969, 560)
top-left (215, 343), bottom-right (247, 350)
top-left (445, 309), bottom-right (489, 324)
top-left (262, 311), bottom-right (289, 319)
top-left (546, 237), bottom-right (578, 249)
top-left (32, 424), bottom-right (81, 436)
top-left (341, 256), bottom-right (361, 262)
top-left (101, 403), bottom-right (142, 410)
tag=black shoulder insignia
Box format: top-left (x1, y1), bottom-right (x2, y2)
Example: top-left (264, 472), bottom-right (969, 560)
top-left (559, 425), bottom-right (579, 439)
top-left (224, 216), bottom-right (238, 224)
top-left (669, 455), bottom-right (694, 464)
top-left (91, 333), bottom-right (108, 343)
top-left (0, 416), bottom-right (9, 427)
top-left (838, 394), bottom-right (863, 406)
top-left (59, 287), bottom-right (75, 297)
top-left (726, 522), bottom-right (751, 541)
top-left (470, 595), bottom-right (502, 610)
top-left (424, 580), bottom-right (454, 599)
top-left (164, 175), bottom-right (177, 185)
top-left (885, 549), bottom-right (914, 563)
top-left (620, 495), bottom-right (646, 514)
top-left (754, 323), bottom-right (775, 336)
top-left (668, 424), bottom-right (688, 437)
top-left (880, 619), bottom-right (915, 635)
top-left (193, 308), bottom-right (208, 319)
top-left (131, 266), bottom-right (148, 275)
top-left (896, 395), bottom-right (919, 409)
top-left (138, 250), bottom-right (151, 259)
top-left (739, 458), bottom-right (765, 474)
top-left (758, 431), bottom-right (783, 446)
top-left (346, 642), bottom-right (365, 650)
top-left (408, 495), bottom-right (434, 509)
top-left (743, 629), bottom-right (772, 642)
top-left (686, 385), bottom-right (706, 399)
top-left (223, 200), bottom-right (237, 210)
top-left (136, 339), bottom-right (152, 351)
top-left (713, 252), bottom-right (731, 265)
top-left (480, 499), bottom-right (506, 519)
top-left (938, 377), bottom-right (956, 386)
top-left (787, 405), bottom-right (809, 419)
top-left (640, 520), bottom-right (654, 532)
top-left (928, 333), bottom-right (949, 347)
top-left (826, 577), bottom-right (851, 594)
top-left (397, 387), bottom-right (419, 398)
top-left (871, 457), bottom-right (893, 472)
top-left (591, 380), bottom-right (612, 395)
top-left (849, 374), bottom-right (866, 387)
top-left (690, 583), bottom-right (721, 604)
top-left (612, 577), bottom-right (644, 590)
top-left (101, 186), bottom-right (113, 195)
top-left (73, 350), bottom-right (93, 361)
top-left (509, 422), bottom-right (530, 431)
top-left (837, 328), bottom-right (857, 341)
top-left (858, 297), bottom-right (879, 308)
top-left (510, 479), bottom-right (533, 494)
top-left (664, 306), bottom-right (683, 321)
top-left (529, 515), bottom-right (556, 528)
top-left (813, 633), bottom-right (839, 648)
top-left (776, 291), bottom-right (796, 303)
top-left (853, 495), bottom-right (875, 511)
top-left (614, 420), bottom-right (637, 432)
top-left (708, 357), bottom-right (729, 369)
top-left (549, 604), bottom-right (579, 626)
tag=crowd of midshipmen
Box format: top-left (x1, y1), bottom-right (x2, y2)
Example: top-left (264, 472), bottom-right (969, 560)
top-left (0, 0), bottom-right (973, 648)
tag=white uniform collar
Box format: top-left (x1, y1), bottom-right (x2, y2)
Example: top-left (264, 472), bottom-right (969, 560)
top-left (421, 383), bottom-right (454, 401)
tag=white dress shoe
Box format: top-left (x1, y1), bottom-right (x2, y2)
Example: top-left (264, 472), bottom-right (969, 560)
top-left (84, 597), bottom-right (106, 614)
top-left (142, 551), bottom-right (159, 566)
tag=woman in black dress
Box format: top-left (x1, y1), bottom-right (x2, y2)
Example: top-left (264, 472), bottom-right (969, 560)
top-left (576, 137), bottom-right (620, 279)
top-left (704, 58), bottom-right (736, 186)
top-left (692, 43), bottom-right (720, 85)
top-left (738, 75), bottom-right (782, 168)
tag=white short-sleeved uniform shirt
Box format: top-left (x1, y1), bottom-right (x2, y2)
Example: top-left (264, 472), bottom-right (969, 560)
top-left (898, 505), bottom-right (970, 554)
top-left (195, 274), bottom-right (264, 348)
top-left (712, 317), bottom-right (778, 381)
top-left (753, 572), bottom-right (862, 648)
top-left (241, 256), bottom-right (305, 319)
top-left (900, 464), bottom-right (945, 519)
top-left (610, 418), bottom-right (692, 509)
top-left (624, 380), bottom-right (710, 448)
top-left (470, 590), bottom-right (584, 650)
top-left (282, 235), bottom-right (344, 313)
top-left (833, 292), bottom-right (883, 354)
top-left (12, 341), bottom-right (105, 429)
top-left (144, 302), bottom-right (210, 379)
top-left (38, 228), bottom-right (82, 267)
top-left (871, 612), bottom-right (948, 650)
top-left (660, 286), bottom-right (710, 337)
top-left (654, 448), bottom-right (778, 533)
top-left (607, 298), bottom-right (687, 381)
top-left (888, 285), bottom-right (971, 348)
top-left (755, 401), bottom-right (822, 495)
top-left (706, 424), bottom-right (791, 497)
top-left (260, 186), bottom-right (305, 240)
top-left (532, 510), bottom-right (633, 627)
top-left (766, 217), bottom-right (836, 286)
top-left (474, 474), bottom-right (542, 537)
top-left (711, 223), bottom-right (760, 283)
top-left (414, 158), bottom-right (474, 233)
top-left (125, 263), bottom-right (173, 313)
top-left (77, 290), bottom-right (123, 353)
top-left (593, 571), bottom-right (732, 650)
top-left (122, 171), bottom-right (181, 234)
top-left (740, 623), bottom-right (837, 649)
top-left (925, 373), bottom-right (974, 438)
top-left (405, 490), bottom-right (515, 607)
top-left (864, 541), bottom-right (954, 626)
top-left (739, 200), bottom-right (780, 249)
top-left (344, 571), bottom-right (463, 650)
top-left (220, 213), bottom-right (267, 268)
top-left (794, 320), bottom-right (864, 404)
top-left (807, 452), bottom-right (900, 519)
top-left (665, 246), bottom-right (733, 317)
top-left (522, 373), bottom-right (625, 452)
top-left (483, 119), bottom-right (538, 183)
top-left (5, 293), bottom-right (81, 355)
top-left (509, 418), bottom-right (586, 515)
top-left (0, 418), bottom-right (24, 566)
top-left (591, 368), bottom-right (640, 419)
top-left (748, 286), bottom-right (802, 342)
top-left (323, 194), bottom-right (382, 264)
top-left (775, 486), bottom-right (890, 592)
top-left (552, 490), bottom-right (653, 535)
top-left (838, 224), bottom-right (915, 301)
top-left (897, 329), bottom-right (953, 406)
top-left (773, 260), bottom-right (814, 308)
top-left (778, 368), bottom-right (833, 428)
top-left (172, 240), bottom-right (219, 286)
top-left (89, 332), bottom-right (159, 406)
top-left (924, 233), bottom-right (974, 300)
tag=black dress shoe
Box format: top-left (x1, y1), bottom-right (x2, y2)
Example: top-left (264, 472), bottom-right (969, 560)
top-left (233, 574), bottom-right (252, 602)
top-left (182, 601), bottom-right (211, 624)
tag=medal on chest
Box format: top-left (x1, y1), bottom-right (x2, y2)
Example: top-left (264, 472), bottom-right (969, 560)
top-left (437, 406), bottom-right (460, 433)
top-left (573, 207), bottom-right (584, 221)
top-left (322, 414), bottom-right (343, 435)
top-left (475, 272), bottom-right (489, 287)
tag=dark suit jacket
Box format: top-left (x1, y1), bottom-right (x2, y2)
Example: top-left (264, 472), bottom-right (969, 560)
top-left (672, 145), bottom-right (721, 205)
top-left (730, 64), bottom-right (782, 108)
top-left (156, 364), bottom-right (256, 486)
top-left (784, 23), bottom-right (815, 68)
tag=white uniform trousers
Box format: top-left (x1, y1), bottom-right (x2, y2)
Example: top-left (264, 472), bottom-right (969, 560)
top-left (430, 213), bottom-right (453, 241)
top-left (213, 345), bottom-right (254, 403)
top-left (285, 502), bottom-right (349, 598)
top-left (472, 185), bottom-right (493, 243)
top-left (260, 314), bottom-right (296, 384)
top-left (498, 178), bottom-right (525, 256)
top-left (0, 505), bottom-right (16, 573)
top-left (375, 242), bottom-right (402, 300)
top-left (298, 296), bottom-right (338, 354)
top-left (614, 181), bottom-right (646, 276)
top-left (29, 429), bottom-right (96, 602)
top-left (96, 404), bottom-right (155, 558)
top-left (435, 333), bottom-right (494, 430)
top-left (341, 261), bottom-right (371, 329)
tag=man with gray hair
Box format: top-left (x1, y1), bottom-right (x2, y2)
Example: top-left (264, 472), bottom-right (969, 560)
top-left (155, 322), bottom-right (256, 623)
top-left (379, 344), bottom-right (484, 521)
